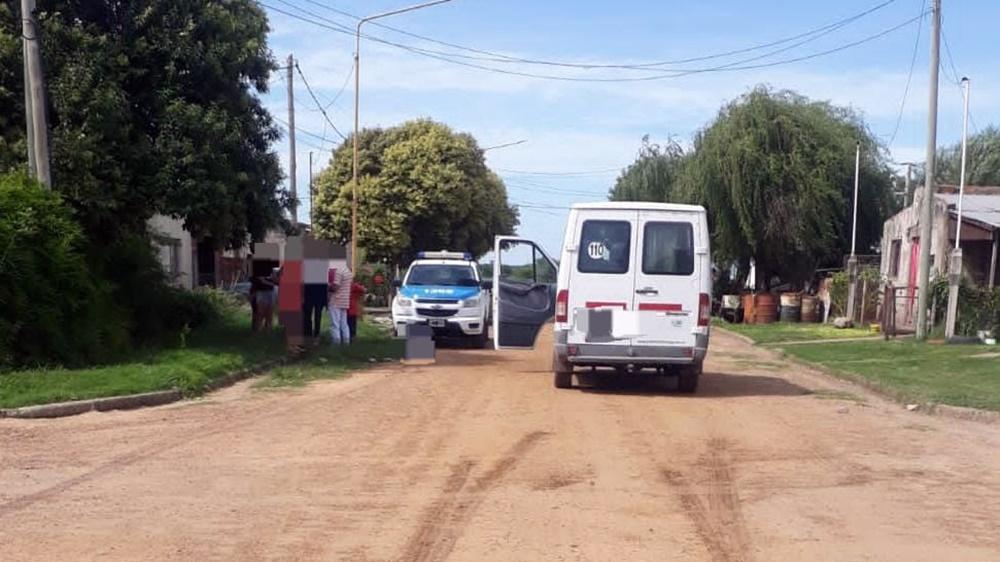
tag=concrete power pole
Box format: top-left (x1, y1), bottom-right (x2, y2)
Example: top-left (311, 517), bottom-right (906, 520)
top-left (287, 54), bottom-right (298, 228)
top-left (21, 0), bottom-right (50, 187)
top-left (903, 163), bottom-right (914, 207)
top-left (915, 0), bottom-right (941, 340)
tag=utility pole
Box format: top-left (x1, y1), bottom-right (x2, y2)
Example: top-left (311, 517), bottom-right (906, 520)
top-left (945, 77), bottom-right (971, 339)
top-left (915, 0), bottom-right (941, 340)
top-left (21, 0), bottom-right (50, 187)
top-left (308, 151), bottom-right (314, 226)
top-left (846, 142), bottom-right (861, 323)
top-left (287, 54), bottom-right (298, 227)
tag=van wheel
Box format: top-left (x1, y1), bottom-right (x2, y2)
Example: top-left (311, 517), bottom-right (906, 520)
top-left (553, 370), bottom-right (572, 389)
top-left (552, 349), bottom-right (572, 388)
top-left (677, 363), bottom-right (702, 394)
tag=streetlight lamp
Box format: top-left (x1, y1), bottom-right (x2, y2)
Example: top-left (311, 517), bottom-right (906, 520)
top-left (351, 0), bottom-right (455, 270)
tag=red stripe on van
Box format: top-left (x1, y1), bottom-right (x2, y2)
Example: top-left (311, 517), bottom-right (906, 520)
top-left (638, 303), bottom-right (682, 311)
top-left (585, 301), bottom-right (627, 309)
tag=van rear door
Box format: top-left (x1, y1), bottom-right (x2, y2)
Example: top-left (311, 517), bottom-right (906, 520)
top-left (565, 210), bottom-right (639, 347)
top-left (631, 210), bottom-right (704, 348)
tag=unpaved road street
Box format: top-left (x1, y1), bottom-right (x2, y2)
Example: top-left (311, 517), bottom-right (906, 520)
top-left (2, 329), bottom-right (1000, 562)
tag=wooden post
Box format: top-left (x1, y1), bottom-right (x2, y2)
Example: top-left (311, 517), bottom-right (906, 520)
top-left (990, 232), bottom-right (998, 289)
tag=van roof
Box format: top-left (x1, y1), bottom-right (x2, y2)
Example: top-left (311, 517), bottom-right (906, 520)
top-left (570, 201), bottom-right (705, 212)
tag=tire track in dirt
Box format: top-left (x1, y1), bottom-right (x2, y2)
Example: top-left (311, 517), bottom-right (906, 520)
top-left (396, 431), bottom-right (550, 562)
top-left (0, 373), bottom-right (390, 518)
top-left (662, 438), bottom-right (752, 562)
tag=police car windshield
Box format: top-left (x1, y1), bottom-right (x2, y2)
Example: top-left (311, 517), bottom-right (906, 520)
top-left (406, 264), bottom-right (479, 286)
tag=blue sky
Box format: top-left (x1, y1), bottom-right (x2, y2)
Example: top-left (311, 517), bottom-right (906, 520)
top-left (259, 0), bottom-right (999, 256)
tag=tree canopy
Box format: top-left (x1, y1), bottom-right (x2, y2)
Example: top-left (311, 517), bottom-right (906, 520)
top-left (608, 136), bottom-right (688, 203)
top-left (936, 126), bottom-right (1000, 187)
top-left (0, 1), bottom-right (288, 247)
top-left (312, 119), bottom-right (518, 264)
top-left (622, 87), bottom-right (896, 288)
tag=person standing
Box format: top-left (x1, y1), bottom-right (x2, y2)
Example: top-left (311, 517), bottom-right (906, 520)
top-left (348, 280), bottom-right (367, 340)
top-left (328, 264), bottom-right (353, 345)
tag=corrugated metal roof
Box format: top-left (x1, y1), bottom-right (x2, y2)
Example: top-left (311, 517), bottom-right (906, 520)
top-left (937, 194), bottom-right (1000, 229)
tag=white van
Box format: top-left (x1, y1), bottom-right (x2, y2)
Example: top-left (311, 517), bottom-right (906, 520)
top-left (491, 202), bottom-right (711, 392)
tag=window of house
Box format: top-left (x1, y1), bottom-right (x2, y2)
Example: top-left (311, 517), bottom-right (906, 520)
top-left (889, 239), bottom-right (902, 277)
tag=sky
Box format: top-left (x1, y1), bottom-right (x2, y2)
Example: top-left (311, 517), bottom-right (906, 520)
top-left (258, 0), bottom-right (1000, 257)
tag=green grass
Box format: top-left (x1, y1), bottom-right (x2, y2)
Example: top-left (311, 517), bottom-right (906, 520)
top-left (783, 340), bottom-right (1000, 411)
top-left (0, 310), bottom-right (403, 409)
top-left (713, 318), bottom-right (875, 344)
top-left (0, 310), bottom-right (286, 409)
top-left (256, 320), bottom-right (403, 388)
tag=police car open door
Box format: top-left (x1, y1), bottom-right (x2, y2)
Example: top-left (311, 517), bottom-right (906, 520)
top-left (491, 236), bottom-right (559, 349)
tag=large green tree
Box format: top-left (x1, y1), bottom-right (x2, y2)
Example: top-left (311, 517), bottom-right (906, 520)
top-left (608, 136), bottom-right (689, 202)
top-left (312, 119), bottom-right (518, 264)
top-left (685, 87), bottom-right (896, 287)
top-left (0, 0), bottom-right (287, 247)
top-left (936, 126), bottom-right (1000, 187)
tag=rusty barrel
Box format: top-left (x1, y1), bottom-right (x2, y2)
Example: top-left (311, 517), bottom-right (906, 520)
top-left (779, 292), bottom-right (801, 322)
top-left (754, 293), bottom-right (778, 324)
top-left (801, 295), bottom-right (820, 323)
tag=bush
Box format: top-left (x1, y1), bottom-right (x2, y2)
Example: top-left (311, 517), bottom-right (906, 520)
top-left (931, 278), bottom-right (1000, 337)
top-left (0, 173), bottom-right (128, 368)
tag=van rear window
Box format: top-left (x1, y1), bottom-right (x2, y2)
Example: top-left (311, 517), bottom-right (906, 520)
top-left (642, 222), bottom-right (694, 275)
top-left (578, 220), bottom-right (631, 274)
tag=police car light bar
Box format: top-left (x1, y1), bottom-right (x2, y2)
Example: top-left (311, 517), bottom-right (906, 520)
top-left (417, 250), bottom-right (472, 260)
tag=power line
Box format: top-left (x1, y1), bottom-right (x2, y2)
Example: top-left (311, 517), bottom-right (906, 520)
top-left (273, 116), bottom-right (334, 149)
top-left (888, 0), bottom-right (926, 147)
top-left (297, 0), bottom-right (899, 70)
top-left (499, 167), bottom-right (622, 176)
top-left (294, 62), bottom-right (348, 140)
top-left (323, 60), bottom-right (354, 111)
top-left (262, 2), bottom-right (926, 83)
top-left (940, 25), bottom-right (981, 134)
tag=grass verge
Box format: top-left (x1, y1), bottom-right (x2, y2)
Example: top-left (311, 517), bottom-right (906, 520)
top-left (714, 318), bottom-right (874, 344)
top-left (0, 310), bottom-right (286, 409)
top-left (256, 320), bottom-right (403, 388)
top-left (782, 340), bottom-right (1000, 412)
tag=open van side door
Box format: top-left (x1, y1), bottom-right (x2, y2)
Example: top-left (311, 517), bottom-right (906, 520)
top-left (491, 236), bottom-right (559, 349)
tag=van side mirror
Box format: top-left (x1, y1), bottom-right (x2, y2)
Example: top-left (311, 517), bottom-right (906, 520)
top-left (392, 279), bottom-right (402, 288)
top-left (480, 280), bottom-right (493, 290)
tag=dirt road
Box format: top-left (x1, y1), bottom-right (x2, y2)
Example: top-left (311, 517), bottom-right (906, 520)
top-left (2, 329), bottom-right (1000, 562)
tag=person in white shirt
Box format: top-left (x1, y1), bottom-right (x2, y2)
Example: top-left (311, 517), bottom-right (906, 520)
top-left (328, 265), bottom-right (353, 345)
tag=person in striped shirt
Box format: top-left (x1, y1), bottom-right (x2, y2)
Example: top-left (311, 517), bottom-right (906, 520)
top-left (328, 265), bottom-right (353, 345)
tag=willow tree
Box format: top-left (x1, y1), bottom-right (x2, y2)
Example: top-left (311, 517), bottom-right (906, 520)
top-left (686, 87), bottom-right (895, 288)
top-left (312, 119), bottom-right (519, 264)
top-left (609, 136), bottom-right (689, 202)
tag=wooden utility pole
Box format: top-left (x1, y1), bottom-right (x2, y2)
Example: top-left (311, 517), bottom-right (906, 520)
top-left (308, 151), bottom-right (314, 226)
top-left (915, 0), bottom-right (941, 340)
top-left (287, 54), bottom-right (298, 227)
top-left (21, 0), bottom-right (50, 187)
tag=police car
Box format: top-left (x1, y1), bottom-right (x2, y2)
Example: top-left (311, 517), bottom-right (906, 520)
top-left (391, 251), bottom-right (492, 347)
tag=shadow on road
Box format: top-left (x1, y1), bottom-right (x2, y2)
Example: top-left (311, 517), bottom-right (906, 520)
top-left (577, 370), bottom-right (812, 398)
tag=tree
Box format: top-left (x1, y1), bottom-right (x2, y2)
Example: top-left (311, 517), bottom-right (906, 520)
top-left (0, 1), bottom-right (288, 248)
top-left (312, 119), bottom-right (519, 264)
top-left (609, 136), bottom-right (688, 202)
top-left (936, 126), bottom-right (1000, 187)
top-left (685, 87), bottom-right (896, 288)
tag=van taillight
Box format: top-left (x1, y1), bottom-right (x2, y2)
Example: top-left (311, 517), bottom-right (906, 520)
top-left (698, 293), bottom-right (710, 327)
top-left (555, 289), bottom-right (569, 323)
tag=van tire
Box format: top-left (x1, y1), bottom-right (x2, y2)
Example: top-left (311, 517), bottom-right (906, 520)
top-left (677, 363), bottom-right (701, 393)
top-left (553, 371), bottom-right (573, 389)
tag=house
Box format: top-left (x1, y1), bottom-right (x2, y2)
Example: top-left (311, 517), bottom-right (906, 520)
top-left (879, 185), bottom-right (1000, 324)
top-left (148, 215), bottom-right (348, 289)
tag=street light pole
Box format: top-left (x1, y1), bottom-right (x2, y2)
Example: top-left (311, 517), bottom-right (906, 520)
top-left (945, 77), bottom-right (971, 339)
top-left (846, 142), bottom-right (861, 323)
top-left (352, 0), bottom-right (454, 270)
